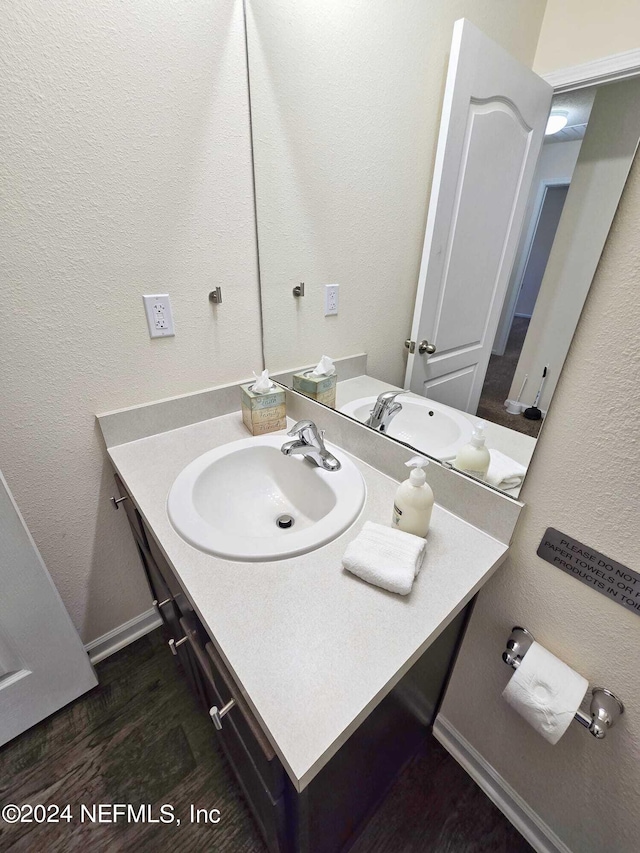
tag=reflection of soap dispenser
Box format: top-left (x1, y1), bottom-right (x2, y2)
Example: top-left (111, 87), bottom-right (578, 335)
top-left (392, 457), bottom-right (434, 537)
top-left (454, 421), bottom-right (490, 480)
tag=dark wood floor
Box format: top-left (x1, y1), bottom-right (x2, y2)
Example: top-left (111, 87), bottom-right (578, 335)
top-left (477, 317), bottom-right (542, 438)
top-left (0, 629), bottom-right (532, 852)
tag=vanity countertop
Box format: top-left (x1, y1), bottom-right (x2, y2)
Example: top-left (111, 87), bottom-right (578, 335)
top-left (108, 411), bottom-right (508, 792)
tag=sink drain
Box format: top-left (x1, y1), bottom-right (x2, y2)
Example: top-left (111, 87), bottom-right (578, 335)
top-left (276, 514), bottom-right (295, 530)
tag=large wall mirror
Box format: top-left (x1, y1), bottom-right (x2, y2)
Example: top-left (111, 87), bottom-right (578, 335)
top-left (245, 1), bottom-right (640, 497)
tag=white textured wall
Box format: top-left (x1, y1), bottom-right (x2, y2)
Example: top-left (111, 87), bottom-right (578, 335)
top-left (246, 0), bottom-right (547, 385)
top-left (0, 0), bottom-right (262, 643)
top-left (527, 139), bottom-right (582, 205)
top-left (535, 0), bottom-right (640, 75)
top-left (440, 150), bottom-right (640, 853)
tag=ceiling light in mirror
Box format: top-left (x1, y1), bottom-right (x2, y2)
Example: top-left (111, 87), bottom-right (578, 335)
top-left (545, 111), bottom-right (569, 135)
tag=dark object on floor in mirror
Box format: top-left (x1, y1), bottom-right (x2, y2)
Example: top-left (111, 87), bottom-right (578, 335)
top-left (523, 366), bottom-right (547, 420)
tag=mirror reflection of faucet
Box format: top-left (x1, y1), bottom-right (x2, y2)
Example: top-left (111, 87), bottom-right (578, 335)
top-left (281, 420), bottom-right (341, 471)
top-left (366, 391), bottom-right (404, 433)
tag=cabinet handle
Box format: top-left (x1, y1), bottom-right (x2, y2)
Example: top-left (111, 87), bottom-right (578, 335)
top-left (209, 699), bottom-right (236, 730)
top-left (168, 637), bottom-right (188, 656)
top-left (110, 496), bottom-right (128, 509)
top-left (153, 597), bottom-right (172, 609)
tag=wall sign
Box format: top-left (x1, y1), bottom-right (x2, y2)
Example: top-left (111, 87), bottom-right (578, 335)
top-left (538, 527), bottom-right (640, 618)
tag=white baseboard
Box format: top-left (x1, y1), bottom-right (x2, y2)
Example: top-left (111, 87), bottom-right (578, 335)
top-left (85, 607), bottom-right (162, 664)
top-left (433, 716), bottom-right (572, 853)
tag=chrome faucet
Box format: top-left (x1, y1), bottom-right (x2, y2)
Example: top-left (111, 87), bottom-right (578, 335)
top-left (365, 391), bottom-right (403, 433)
top-left (281, 420), bottom-right (341, 471)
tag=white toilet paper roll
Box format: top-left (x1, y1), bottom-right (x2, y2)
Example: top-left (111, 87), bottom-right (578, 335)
top-left (502, 642), bottom-right (588, 744)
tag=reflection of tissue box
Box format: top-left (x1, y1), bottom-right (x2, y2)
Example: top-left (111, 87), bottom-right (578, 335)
top-left (241, 383), bottom-right (286, 436)
top-left (292, 370), bottom-right (337, 408)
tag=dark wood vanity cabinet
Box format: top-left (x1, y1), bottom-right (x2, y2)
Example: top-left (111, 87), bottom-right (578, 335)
top-left (113, 474), bottom-right (290, 848)
top-left (113, 474), bottom-right (469, 853)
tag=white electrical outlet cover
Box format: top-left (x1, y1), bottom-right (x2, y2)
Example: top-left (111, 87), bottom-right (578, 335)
top-left (324, 284), bottom-right (339, 316)
top-left (143, 294), bottom-right (175, 338)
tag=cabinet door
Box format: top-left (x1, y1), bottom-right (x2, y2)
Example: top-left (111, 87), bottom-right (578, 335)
top-left (111, 474), bottom-right (176, 629)
top-left (145, 523), bottom-right (194, 619)
top-left (179, 615), bottom-right (288, 853)
top-left (135, 543), bottom-right (177, 631)
top-left (113, 473), bottom-right (148, 550)
top-left (205, 640), bottom-right (285, 799)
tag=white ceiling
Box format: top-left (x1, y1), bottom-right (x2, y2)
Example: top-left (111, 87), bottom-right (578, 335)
top-left (546, 87), bottom-right (596, 144)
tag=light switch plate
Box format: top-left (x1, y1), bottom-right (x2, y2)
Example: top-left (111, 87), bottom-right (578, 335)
top-left (143, 294), bottom-right (175, 338)
top-left (324, 284), bottom-right (339, 316)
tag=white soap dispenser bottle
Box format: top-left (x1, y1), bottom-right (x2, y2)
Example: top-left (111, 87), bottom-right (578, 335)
top-left (391, 457), bottom-right (434, 538)
top-left (454, 421), bottom-right (490, 480)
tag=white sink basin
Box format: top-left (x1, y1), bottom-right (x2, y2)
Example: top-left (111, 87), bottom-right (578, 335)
top-left (167, 435), bottom-right (366, 561)
top-left (340, 395), bottom-right (474, 461)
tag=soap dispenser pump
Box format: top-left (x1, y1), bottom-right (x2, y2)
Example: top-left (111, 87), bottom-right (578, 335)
top-left (454, 421), bottom-right (490, 480)
top-left (391, 457), bottom-right (434, 538)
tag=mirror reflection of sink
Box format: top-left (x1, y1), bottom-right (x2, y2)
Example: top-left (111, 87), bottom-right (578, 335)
top-left (340, 395), bottom-right (474, 461)
top-left (167, 435), bottom-right (366, 561)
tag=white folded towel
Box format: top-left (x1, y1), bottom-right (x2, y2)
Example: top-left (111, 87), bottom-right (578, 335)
top-left (486, 449), bottom-right (527, 490)
top-left (342, 521), bottom-right (426, 595)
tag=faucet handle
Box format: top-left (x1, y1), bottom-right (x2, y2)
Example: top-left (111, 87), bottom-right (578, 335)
top-left (287, 420), bottom-right (324, 447)
top-left (377, 390), bottom-right (403, 403)
top-left (287, 419), bottom-right (315, 437)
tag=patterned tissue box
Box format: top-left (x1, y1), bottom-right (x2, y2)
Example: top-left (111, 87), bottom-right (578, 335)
top-left (292, 370), bottom-right (337, 408)
top-left (240, 382), bottom-right (287, 435)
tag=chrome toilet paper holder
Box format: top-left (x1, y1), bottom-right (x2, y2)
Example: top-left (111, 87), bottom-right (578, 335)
top-left (503, 626), bottom-right (624, 739)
